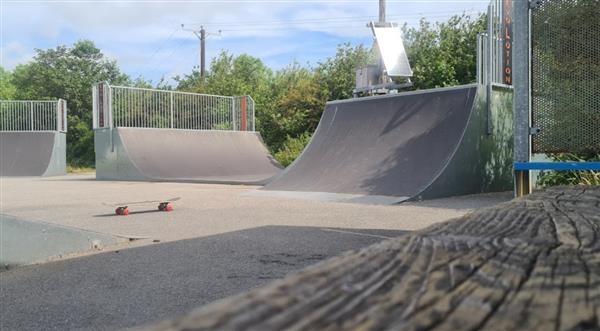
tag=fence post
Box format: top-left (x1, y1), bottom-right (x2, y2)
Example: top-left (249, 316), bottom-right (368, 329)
top-left (60, 99), bottom-right (67, 132)
top-left (170, 91), bottom-right (174, 129)
top-left (252, 98), bottom-right (255, 131)
top-left (30, 101), bottom-right (34, 131)
top-left (231, 98), bottom-right (237, 131)
top-left (56, 100), bottom-right (60, 131)
top-left (513, 0), bottom-right (531, 196)
top-left (485, 4), bottom-right (494, 135)
top-left (107, 83), bottom-right (113, 128)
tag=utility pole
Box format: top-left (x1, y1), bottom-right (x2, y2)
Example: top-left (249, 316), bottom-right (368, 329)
top-left (182, 24), bottom-right (220, 81)
top-left (196, 27), bottom-right (206, 79)
top-left (377, 0), bottom-right (387, 84)
top-left (379, 0), bottom-right (385, 24)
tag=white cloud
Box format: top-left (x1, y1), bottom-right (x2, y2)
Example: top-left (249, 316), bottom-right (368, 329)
top-left (0, 0), bottom-right (488, 84)
top-left (0, 41), bottom-right (34, 68)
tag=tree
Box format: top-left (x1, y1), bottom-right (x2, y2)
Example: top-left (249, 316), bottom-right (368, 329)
top-left (262, 65), bottom-right (326, 151)
top-left (315, 43), bottom-right (370, 101)
top-left (403, 13), bottom-right (487, 89)
top-left (0, 67), bottom-right (16, 99)
top-left (11, 40), bottom-right (130, 166)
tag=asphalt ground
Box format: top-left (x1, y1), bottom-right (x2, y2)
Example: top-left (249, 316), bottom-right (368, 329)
top-left (0, 174), bottom-right (511, 246)
top-left (1, 225), bottom-right (405, 330)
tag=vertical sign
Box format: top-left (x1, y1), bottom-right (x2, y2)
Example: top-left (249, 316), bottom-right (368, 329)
top-left (60, 100), bottom-right (65, 131)
top-left (503, 0), bottom-right (513, 85)
top-left (240, 96), bottom-right (247, 131)
top-left (98, 84), bottom-right (105, 127)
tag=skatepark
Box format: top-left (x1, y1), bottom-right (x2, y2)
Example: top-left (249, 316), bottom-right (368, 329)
top-left (0, 77), bottom-right (516, 329)
top-left (0, 78), bottom-right (517, 329)
top-left (1, 0), bottom-right (599, 329)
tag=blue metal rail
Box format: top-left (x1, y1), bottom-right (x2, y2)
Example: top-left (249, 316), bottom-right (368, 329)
top-left (514, 162), bottom-right (600, 171)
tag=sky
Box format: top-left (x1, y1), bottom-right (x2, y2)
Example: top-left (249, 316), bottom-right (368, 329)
top-left (1, 0), bottom-right (490, 85)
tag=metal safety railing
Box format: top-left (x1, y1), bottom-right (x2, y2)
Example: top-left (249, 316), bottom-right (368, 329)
top-left (92, 82), bottom-right (255, 131)
top-left (477, 32), bottom-right (504, 85)
top-left (0, 99), bottom-right (67, 132)
top-left (477, 0), bottom-right (512, 86)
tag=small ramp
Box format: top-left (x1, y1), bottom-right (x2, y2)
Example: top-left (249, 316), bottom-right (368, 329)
top-left (95, 128), bottom-right (282, 185)
top-left (0, 214), bottom-right (125, 270)
top-left (261, 84), bottom-right (514, 204)
top-left (0, 131), bottom-right (67, 177)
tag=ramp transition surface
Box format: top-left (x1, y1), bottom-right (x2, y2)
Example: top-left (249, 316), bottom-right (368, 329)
top-left (0, 214), bottom-right (124, 269)
top-left (95, 128), bottom-right (282, 184)
top-left (262, 84), bottom-right (514, 203)
top-left (0, 131), bottom-right (66, 176)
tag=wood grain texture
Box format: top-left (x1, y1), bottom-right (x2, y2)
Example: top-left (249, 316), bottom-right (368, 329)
top-left (144, 186), bottom-right (600, 331)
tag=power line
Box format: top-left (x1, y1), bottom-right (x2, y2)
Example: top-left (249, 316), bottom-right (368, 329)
top-left (182, 9), bottom-right (480, 28)
top-left (218, 13), bottom-right (479, 32)
top-left (137, 8), bottom-right (482, 82)
top-left (143, 37), bottom-right (189, 76)
top-left (146, 27), bottom-right (180, 61)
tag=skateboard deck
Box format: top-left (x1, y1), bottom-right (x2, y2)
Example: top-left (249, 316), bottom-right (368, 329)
top-left (103, 197), bottom-right (180, 216)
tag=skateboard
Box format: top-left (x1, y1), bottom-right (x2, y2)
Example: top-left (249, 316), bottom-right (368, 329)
top-left (104, 197), bottom-right (181, 216)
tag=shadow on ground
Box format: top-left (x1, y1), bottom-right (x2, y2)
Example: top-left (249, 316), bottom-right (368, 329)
top-left (1, 225), bottom-right (407, 331)
top-left (403, 191), bottom-right (513, 210)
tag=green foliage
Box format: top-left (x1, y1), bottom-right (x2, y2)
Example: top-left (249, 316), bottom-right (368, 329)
top-left (403, 13), bottom-right (487, 89)
top-left (176, 52), bottom-right (327, 153)
top-left (274, 132), bottom-right (313, 166)
top-left (261, 64), bottom-right (326, 152)
top-left (315, 43), bottom-right (370, 101)
top-left (537, 153), bottom-right (600, 187)
top-left (11, 40), bottom-right (130, 166)
top-left (0, 67), bottom-right (16, 99)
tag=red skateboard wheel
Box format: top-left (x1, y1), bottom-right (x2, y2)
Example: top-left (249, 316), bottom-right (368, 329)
top-left (158, 202), bottom-right (173, 212)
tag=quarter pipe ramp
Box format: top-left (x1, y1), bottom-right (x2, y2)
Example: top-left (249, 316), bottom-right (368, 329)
top-left (261, 84), bottom-right (514, 204)
top-left (0, 131), bottom-right (67, 177)
top-left (95, 128), bottom-right (282, 184)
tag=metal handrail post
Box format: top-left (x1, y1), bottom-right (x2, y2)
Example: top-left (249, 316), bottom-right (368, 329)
top-left (56, 100), bottom-right (60, 131)
top-left (30, 101), bottom-right (34, 131)
top-left (232, 97), bottom-right (237, 131)
top-left (170, 91), bottom-right (174, 129)
top-left (107, 82), bottom-right (113, 128)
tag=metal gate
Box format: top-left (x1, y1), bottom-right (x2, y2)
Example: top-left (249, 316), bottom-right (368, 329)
top-left (530, 0), bottom-right (600, 153)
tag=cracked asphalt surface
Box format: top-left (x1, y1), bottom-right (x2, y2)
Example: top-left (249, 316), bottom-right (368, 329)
top-left (1, 226), bottom-right (406, 331)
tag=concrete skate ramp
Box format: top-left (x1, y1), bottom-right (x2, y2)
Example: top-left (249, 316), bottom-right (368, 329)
top-left (95, 128), bottom-right (282, 184)
top-left (262, 84), bottom-right (514, 204)
top-left (0, 131), bottom-right (66, 176)
top-left (1, 214), bottom-right (124, 270)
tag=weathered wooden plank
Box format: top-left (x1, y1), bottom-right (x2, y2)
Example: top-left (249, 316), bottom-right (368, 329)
top-left (143, 186), bottom-right (600, 331)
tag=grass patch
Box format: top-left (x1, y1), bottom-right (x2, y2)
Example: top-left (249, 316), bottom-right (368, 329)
top-left (67, 165), bottom-right (95, 174)
top-left (274, 132), bottom-right (312, 167)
